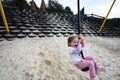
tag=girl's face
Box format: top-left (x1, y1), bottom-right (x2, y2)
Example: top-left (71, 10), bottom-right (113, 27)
top-left (69, 37), bottom-right (79, 47)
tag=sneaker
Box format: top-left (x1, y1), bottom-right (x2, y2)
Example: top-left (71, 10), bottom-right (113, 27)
top-left (91, 76), bottom-right (99, 80)
top-left (97, 66), bottom-right (106, 74)
top-left (94, 76), bottom-right (99, 80)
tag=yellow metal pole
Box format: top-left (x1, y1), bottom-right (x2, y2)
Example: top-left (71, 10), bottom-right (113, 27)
top-left (0, 1), bottom-right (10, 34)
top-left (98, 0), bottom-right (116, 32)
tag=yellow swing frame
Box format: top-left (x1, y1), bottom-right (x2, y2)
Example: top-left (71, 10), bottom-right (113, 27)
top-left (0, 1), bottom-right (9, 34)
top-left (98, 0), bottom-right (116, 32)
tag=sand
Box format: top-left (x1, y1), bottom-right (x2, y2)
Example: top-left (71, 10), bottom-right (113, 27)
top-left (0, 36), bottom-right (120, 80)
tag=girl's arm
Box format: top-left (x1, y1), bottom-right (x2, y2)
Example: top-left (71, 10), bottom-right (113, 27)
top-left (71, 44), bottom-right (82, 54)
top-left (81, 39), bottom-right (85, 47)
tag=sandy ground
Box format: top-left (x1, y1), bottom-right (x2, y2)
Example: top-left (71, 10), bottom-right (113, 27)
top-left (0, 36), bottom-right (120, 80)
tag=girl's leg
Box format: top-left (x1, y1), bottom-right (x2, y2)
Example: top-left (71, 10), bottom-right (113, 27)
top-left (75, 60), bottom-right (96, 80)
top-left (84, 56), bottom-right (99, 69)
top-left (85, 56), bottom-right (106, 73)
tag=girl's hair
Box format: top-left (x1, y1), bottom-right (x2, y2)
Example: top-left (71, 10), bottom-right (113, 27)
top-left (67, 36), bottom-right (78, 46)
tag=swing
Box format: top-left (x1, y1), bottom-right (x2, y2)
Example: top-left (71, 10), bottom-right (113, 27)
top-left (76, 0), bottom-right (88, 71)
top-left (77, 0), bottom-right (89, 72)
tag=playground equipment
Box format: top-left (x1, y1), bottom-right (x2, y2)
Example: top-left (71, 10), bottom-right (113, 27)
top-left (0, 1), bottom-right (9, 34)
top-left (98, 0), bottom-right (116, 32)
top-left (77, 0), bottom-right (89, 71)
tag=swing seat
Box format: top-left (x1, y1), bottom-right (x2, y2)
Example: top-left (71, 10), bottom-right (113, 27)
top-left (75, 63), bottom-right (89, 71)
top-left (81, 67), bottom-right (89, 71)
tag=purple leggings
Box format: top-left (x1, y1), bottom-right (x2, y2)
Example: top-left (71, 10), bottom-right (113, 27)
top-left (74, 56), bottom-right (99, 79)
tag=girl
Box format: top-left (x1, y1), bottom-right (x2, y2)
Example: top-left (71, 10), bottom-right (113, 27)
top-left (68, 34), bottom-right (106, 80)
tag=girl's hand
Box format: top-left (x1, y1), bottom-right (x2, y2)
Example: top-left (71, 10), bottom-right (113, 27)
top-left (77, 34), bottom-right (85, 47)
top-left (78, 38), bottom-right (82, 44)
top-left (77, 34), bottom-right (84, 40)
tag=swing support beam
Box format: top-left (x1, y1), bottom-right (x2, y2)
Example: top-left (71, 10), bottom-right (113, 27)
top-left (0, 1), bottom-right (9, 34)
top-left (98, 0), bottom-right (116, 32)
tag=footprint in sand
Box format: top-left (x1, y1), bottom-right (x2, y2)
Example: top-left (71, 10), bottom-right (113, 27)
top-left (38, 52), bottom-right (44, 57)
top-left (25, 72), bottom-right (34, 80)
top-left (45, 60), bottom-right (51, 65)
